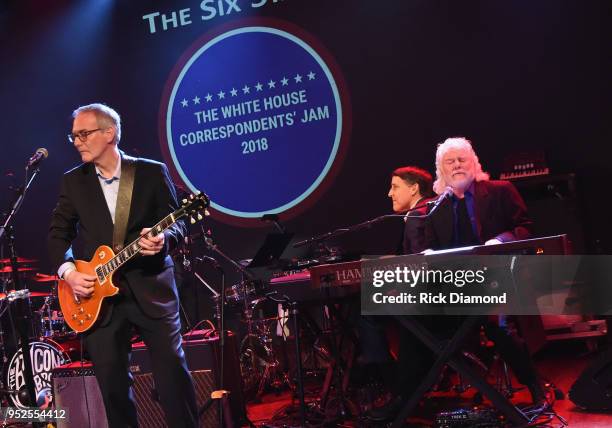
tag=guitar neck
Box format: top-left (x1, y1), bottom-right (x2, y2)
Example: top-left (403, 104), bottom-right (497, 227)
top-left (97, 213), bottom-right (177, 280)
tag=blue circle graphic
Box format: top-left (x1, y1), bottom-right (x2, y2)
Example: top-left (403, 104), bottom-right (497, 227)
top-left (166, 26), bottom-right (343, 218)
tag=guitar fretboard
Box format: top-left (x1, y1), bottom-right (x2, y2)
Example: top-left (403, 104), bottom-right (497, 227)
top-left (95, 213), bottom-right (177, 282)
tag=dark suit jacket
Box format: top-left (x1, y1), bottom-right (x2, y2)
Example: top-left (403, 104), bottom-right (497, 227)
top-left (425, 180), bottom-right (532, 250)
top-left (403, 197), bottom-right (434, 254)
top-left (48, 158), bottom-right (185, 318)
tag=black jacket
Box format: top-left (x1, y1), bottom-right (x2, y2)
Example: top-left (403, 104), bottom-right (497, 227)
top-left (402, 197), bottom-right (434, 254)
top-left (48, 158), bottom-right (185, 318)
top-left (425, 180), bottom-right (532, 250)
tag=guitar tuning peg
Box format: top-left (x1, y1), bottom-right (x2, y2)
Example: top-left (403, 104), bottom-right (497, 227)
top-left (190, 194), bottom-right (194, 199)
top-left (205, 209), bottom-right (210, 216)
top-left (190, 216), bottom-right (196, 224)
top-left (197, 213), bottom-right (203, 220)
top-left (182, 199), bottom-right (187, 204)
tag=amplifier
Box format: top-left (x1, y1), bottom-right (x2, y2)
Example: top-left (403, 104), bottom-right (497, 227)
top-left (52, 362), bottom-right (108, 428)
top-left (130, 329), bottom-right (246, 424)
top-left (52, 363), bottom-right (217, 427)
top-left (133, 369), bottom-right (217, 427)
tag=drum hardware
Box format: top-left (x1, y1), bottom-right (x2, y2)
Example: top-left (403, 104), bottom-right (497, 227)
top-left (0, 277), bottom-right (72, 406)
top-left (265, 293), bottom-right (308, 426)
top-left (0, 290), bottom-right (50, 302)
top-left (0, 285), bottom-right (80, 408)
top-left (26, 291), bottom-right (51, 298)
top-left (36, 295), bottom-right (68, 338)
top-left (0, 289), bottom-right (31, 302)
top-left (0, 233), bottom-right (41, 409)
top-left (188, 226), bottom-right (291, 422)
top-left (239, 302), bottom-right (291, 400)
top-left (225, 279), bottom-right (265, 306)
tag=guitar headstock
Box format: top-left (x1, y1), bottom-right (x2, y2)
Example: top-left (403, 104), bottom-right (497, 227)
top-left (178, 192), bottom-right (210, 224)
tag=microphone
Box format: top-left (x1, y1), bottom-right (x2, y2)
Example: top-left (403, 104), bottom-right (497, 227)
top-left (427, 187), bottom-right (454, 215)
top-left (27, 148), bottom-right (48, 168)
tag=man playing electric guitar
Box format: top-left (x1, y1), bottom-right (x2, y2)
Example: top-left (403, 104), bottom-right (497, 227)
top-left (48, 103), bottom-right (197, 427)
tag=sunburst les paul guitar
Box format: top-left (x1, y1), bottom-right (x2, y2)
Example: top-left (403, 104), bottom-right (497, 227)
top-left (58, 192), bottom-right (210, 333)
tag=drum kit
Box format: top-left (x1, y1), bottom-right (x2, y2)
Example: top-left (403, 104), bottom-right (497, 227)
top-left (207, 275), bottom-right (292, 401)
top-left (0, 257), bottom-right (79, 409)
top-left (0, 249), bottom-right (286, 406)
top-left (228, 280), bottom-right (292, 400)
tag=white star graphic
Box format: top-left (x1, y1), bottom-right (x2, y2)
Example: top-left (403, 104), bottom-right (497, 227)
top-left (268, 80), bottom-right (276, 89)
top-left (218, 90), bottom-right (225, 99)
top-left (294, 74), bottom-right (303, 83)
top-left (230, 88), bottom-right (238, 97)
top-left (255, 82), bottom-right (263, 91)
top-left (242, 85), bottom-right (250, 94)
top-left (205, 93), bottom-right (213, 102)
top-left (307, 71), bottom-right (316, 80)
top-left (192, 96), bottom-right (200, 105)
top-left (180, 98), bottom-right (188, 107)
top-left (281, 77), bottom-right (289, 86)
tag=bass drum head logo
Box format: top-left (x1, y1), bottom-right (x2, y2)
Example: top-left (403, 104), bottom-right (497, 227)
top-left (6, 340), bottom-right (70, 408)
top-left (160, 19), bottom-right (351, 226)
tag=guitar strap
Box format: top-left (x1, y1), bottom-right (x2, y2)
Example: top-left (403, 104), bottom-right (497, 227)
top-left (112, 153), bottom-right (137, 253)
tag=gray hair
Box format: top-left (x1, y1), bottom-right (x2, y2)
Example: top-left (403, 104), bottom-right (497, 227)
top-left (72, 103), bottom-right (121, 144)
top-left (433, 137), bottom-right (490, 194)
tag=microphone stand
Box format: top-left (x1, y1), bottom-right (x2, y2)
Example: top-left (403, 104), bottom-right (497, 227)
top-left (194, 227), bottom-right (253, 427)
top-left (0, 167), bottom-right (40, 233)
top-left (292, 203), bottom-right (430, 249)
top-left (266, 291), bottom-right (308, 426)
top-left (0, 165), bottom-right (43, 424)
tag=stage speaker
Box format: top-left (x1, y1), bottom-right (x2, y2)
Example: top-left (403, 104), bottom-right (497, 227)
top-left (52, 363), bottom-right (108, 428)
top-left (133, 369), bottom-right (217, 428)
top-left (569, 349), bottom-right (612, 410)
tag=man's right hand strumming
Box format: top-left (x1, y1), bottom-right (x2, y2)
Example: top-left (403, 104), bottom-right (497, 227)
top-left (64, 270), bottom-right (96, 297)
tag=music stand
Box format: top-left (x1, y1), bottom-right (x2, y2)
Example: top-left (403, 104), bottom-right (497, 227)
top-left (245, 232), bottom-right (294, 269)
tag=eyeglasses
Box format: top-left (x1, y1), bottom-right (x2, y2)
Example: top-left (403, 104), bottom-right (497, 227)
top-left (67, 128), bottom-right (104, 143)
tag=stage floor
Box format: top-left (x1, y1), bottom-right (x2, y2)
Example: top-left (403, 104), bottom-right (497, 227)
top-left (246, 341), bottom-right (612, 427)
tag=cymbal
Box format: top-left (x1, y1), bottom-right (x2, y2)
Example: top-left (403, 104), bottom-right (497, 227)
top-left (0, 257), bottom-right (38, 264)
top-left (0, 266), bottom-right (37, 273)
top-left (33, 273), bottom-right (58, 282)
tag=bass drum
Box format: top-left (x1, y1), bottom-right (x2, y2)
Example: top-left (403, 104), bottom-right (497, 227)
top-left (4, 338), bottom-right (79, 409)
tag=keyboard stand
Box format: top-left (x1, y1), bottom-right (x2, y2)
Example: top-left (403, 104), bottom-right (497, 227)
top-left (391, 315), bottom-right (530, 427)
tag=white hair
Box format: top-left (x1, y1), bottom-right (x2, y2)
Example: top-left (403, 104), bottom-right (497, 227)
top-left (432, 137), bottom-right (490, 194)
top-left (72, 103), bottom-right (121, 144)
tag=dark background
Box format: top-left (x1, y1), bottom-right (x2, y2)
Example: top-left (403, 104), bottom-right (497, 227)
top-left (1, 1), bottom-right (610, 306)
